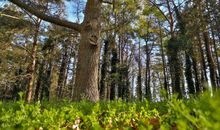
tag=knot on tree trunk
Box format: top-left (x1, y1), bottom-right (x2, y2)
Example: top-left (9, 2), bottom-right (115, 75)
top-left (89, 34), bottom-right (98, 46)
top-left (84, 21), bottom-right (99, 46)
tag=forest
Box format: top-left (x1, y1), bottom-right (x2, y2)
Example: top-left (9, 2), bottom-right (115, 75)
top-left (0, 0), bottom-right (220, 129)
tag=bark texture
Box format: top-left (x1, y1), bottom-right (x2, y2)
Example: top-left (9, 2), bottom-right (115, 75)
top-left (73, 0), bottom-right (102, 101)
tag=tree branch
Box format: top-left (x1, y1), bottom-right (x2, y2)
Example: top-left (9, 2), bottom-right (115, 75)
top-left (0, 13), bottom-right (21, 20)
top-left (9, 0), bottom-right (82, 32)
top-left (149, 0), bottom-right (171, 25)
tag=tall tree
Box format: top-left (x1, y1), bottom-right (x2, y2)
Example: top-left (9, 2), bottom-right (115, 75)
top-left (25, 18), bottom-right (41, 103)
top-left (158, 21), bottom-right (168, 98)
top-left (137, 39), bottom-right (142, 101)
top-left (100, 39), bottom-right (110, 100)
top-left (57, 43), bottom-right (69, 99)
top-left (9, 0), bottom-right (105, 101)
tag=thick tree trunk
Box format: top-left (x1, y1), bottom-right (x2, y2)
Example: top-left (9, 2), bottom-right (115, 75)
top-left (167, 37), bottom-right (182, 98)
top-left (9, 0), bottom-right (103, 102)
top-left (73, 0), bottom-right (101, 102)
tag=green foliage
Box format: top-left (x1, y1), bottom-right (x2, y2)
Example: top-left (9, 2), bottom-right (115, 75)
top-left (0, 92), bottom-right (220, 129)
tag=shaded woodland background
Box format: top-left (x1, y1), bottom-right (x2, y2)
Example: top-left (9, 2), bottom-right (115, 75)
top-left (0, 0), bottom-right (220, 102)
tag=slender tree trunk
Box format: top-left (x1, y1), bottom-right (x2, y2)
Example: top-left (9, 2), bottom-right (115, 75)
top-left (192, 54), bottom-right (201, 94)
top-left (40, 63), bottom-right (51, 101)
top-left (57, 45), bottom-right (69, 99)
top-left (137, 40), bottom-right (142, 101)
top-left (124, 65), bottom-right (130, 101)
top-left (34, 60), bottom-right (44, 101)
top-left (147, 58), bottom-right (151, 99)
top-left (100, 40), bottom-right (110, 100)
top-left (118, 64), bottom-right (129, 100)
top-left (118, 66), bottom-right (123, 99)
top-left (185, 53), bottom-right (195, 94)
top-left (198, 34), bottom-right (208, 85)
top-left (206, 0), bottom-right (220, 88)
top-left (64, 55), bottom-right (71, 93)
top-left (210, 27), bottom-right (220, 87)
top-left (26, 20), bottom-right (41, 103)
top-left (159, 22), bottom-right (168, 97)
top-left (46, 43), bottom-right (56, 100)
top-left (45, 64), bottom-right (52, 100)
top-left (145, 42), bottom-right (151, 100)
top-left (118, 35), bottom-right (127, 99)
top-left (73, 0), bottom-right (102, 101)
top-left (13, 67), bottom-right (23, 100)
top-left (203, 31), bottom-right (217, 89)
top-left (110, 47), bottom-right (117, 100)
top-left (70, 51), bottom-right (76, 99)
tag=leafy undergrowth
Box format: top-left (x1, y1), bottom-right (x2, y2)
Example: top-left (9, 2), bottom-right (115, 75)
top-left (0, 92), bottom-right (220, 130)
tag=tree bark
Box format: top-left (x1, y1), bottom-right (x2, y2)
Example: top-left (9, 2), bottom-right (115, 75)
top-left (26, 20), bottom-right (40, 103)
top-left (110, 47), bottom-right (118, 100)
top-left (10, 0), bottom-right (103, 102)
top-left (100, 40), bottom-right (110, 100)
top-left (40, 63), bottom-right (52, 101)
top-left (205, 0), bottom-right (220, 88)
top-left (34, 59), bottom-right (44, 101)
top-left (167, 37), bottom-right (182, 98)
top-left (192, 54), bottom-right (201, 94)
top-left (185, 53), bottom-right (195, 94)
top-left (70, 50), bottom-right (77, 99)
top-left (57, 44), bottom-right (69, 99)
top-left (73, 0), bottom-right (102, 101)
top-left (203, 31), bottom-right (217, 89)
top-left (137, 40), bottom-right (142, 101)
top-left (159, 22), bottom-right (168, 98)
top-left (198, 34), bottom-right (208, 84)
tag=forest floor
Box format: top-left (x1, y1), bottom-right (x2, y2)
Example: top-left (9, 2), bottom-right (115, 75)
top-left (0, 92), bottom-right (220, 130)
